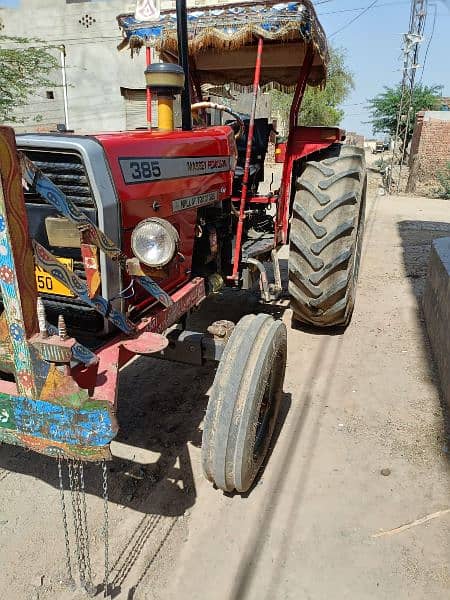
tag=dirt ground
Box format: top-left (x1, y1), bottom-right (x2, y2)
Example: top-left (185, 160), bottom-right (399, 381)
top-left (1, 161), bottom-right (449, 600)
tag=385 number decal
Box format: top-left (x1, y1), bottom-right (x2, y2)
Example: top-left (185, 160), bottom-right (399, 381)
top-left (129, 160), bottom-right (161, 181)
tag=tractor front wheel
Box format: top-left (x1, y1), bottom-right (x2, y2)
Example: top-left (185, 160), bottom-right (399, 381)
top-left (289, 144), bottom-right (366, 327)
top-left (202, 313), bottom-right (287, 493)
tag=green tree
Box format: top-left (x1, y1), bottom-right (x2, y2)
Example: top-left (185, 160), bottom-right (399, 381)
top-left (270, 47), bottom-right (354, 130)
top-left (367, 83), bottom-right (442, 139)
top-left (0, 26), bottom-right (58, 123)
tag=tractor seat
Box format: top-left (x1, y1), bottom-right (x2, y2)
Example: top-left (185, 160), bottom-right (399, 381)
top-left (232, 163), bottom-right (262, 197)
top-left (233, 164), bottom-right (261, 178)
top-left (230, 117), bottom-right (274, 197)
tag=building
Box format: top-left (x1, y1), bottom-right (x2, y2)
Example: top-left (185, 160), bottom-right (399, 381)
top-left (345, 131), bottom-right (364, 148)
top-left (0, 0), bottom-right (271, 134)
top-left (407, 111), bottom-right (450, 196)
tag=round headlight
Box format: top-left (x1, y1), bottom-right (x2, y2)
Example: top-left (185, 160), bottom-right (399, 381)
top-left (131, 218), bottom-right (179, 268)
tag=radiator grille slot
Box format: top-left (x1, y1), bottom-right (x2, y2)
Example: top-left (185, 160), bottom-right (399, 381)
top-left (20, 148), bottom-right (95, 208)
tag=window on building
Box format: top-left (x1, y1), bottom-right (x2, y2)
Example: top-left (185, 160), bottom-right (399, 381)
top-left (46, 91), bottom-right (55, 100)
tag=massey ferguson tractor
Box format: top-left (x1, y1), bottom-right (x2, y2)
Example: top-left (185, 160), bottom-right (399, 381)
top-left (0, 0), bottom-right (366, 594)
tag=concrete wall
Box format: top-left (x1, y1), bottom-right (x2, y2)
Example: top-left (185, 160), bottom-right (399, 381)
top-left (423, 237), bottom-right (450, 409)
top-left (0, 0), bottom-right (147, 132)
top-left (407, 111), bottom-right (450, 196)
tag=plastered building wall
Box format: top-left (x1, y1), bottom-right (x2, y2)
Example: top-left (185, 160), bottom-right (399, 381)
top-left (0, 0), bottom-right (263, 133)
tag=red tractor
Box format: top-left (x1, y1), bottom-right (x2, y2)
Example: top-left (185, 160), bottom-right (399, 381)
top-left (1, 1), bottom-right (365, 501)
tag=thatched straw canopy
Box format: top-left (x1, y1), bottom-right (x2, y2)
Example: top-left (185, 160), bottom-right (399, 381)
top-left (117, 1), bottom-right (329, 91)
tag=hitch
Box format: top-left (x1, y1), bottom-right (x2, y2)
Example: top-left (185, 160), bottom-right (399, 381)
top-left (156, 320), bottom-right (235, 366)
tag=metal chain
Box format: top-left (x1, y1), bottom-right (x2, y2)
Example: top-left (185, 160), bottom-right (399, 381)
top-left (57, 456), bottom-right (109, 596)
top-left (79, 461), bottom-right (96, 597)
top-left (57, 455), bottom-right (76, 591)
top-left (68, 459), bottom-right (87, 588)
top-left (101, 460), bottom-right (110, 598)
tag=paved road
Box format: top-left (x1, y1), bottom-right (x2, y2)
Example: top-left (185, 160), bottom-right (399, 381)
top-left (0, 181), bottom-right (449, 600)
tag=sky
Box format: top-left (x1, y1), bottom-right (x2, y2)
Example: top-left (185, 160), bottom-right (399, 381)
top-left (1, 0), bottom-right (449, 137)
top-left (315, 0), bottom-right (450, 137)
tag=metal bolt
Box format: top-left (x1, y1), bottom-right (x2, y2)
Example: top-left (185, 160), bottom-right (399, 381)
top-left (37, 297), bottom-right (48, 338)
top-left (58, 315), bottom-right (68, 340)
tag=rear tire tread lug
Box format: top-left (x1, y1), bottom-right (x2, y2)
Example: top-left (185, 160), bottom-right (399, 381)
top-left (318, 168), bottom-right (362, 191)
top-left (290, 230), bottom-right (325, 271)
top-left (296, 179), bottom-right (330, 206)
top-left (293, 202), bottom-right (327, 238)
top-left (314, 191), bottom-right (357, 222)
top-left (310, 219), bottom-right (355, 256)
top-left (309, 248), bottom-right (352, 286)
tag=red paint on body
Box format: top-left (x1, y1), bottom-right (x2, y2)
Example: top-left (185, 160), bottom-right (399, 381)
top-left (94, 126), bottom-right (235, 308)
top-left (72, 278), bottom-right (206, 403)
top-left (277, 125), bottom-right (343, 244)
top-left (95, 127), bottom-right (235, 228)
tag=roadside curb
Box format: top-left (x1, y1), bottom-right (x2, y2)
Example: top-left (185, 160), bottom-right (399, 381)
top-left (423, 236), bottom-right (450, 408)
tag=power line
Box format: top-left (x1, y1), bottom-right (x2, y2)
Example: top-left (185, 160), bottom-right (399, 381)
top-left (418, 1), bottom-right (437, 83)
top-left (319, 0), bottom-right (410, 15)
top-left (329, 0), bottom-right (379, 37)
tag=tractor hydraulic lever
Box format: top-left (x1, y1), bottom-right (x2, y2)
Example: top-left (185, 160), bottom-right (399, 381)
top-left (230, 36), bottom-right (264, 282)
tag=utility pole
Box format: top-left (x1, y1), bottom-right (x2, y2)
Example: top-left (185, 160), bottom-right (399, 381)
top-left (388, 0), bottom-right (428, 193)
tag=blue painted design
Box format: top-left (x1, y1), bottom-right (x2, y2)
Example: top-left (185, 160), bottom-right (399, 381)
top-left (136, 275), bottom-right (173, 308)
top-left (70, 343), bottom-right (98, 366)
top-left (0, 393), bottom-right (115, 447)
top-left (34, 241), bottom-right (135, 335)
top-left (9, 323), bottom-right (24, 341)
top-left (0, 183), bottom-right (41, 396)
top-left (22, 158), bottom-right (120, 258)
top-left (46, 323), bottom-right (98, 366)
top-left (118, 2), bottom-right (318, 41)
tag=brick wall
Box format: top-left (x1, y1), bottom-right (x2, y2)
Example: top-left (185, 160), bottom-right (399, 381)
top-left (407, 112), bottom-right (450, 196)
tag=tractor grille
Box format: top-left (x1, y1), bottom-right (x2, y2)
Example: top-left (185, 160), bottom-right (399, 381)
top-left (21, 148), bottom-right (95, 208)
top-left (17, 146), bottom-right (105, 338)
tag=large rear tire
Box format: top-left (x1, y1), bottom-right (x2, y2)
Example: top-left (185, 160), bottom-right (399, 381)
top-left (288, 144), bottom-right (366, 327)
top-left (202, 313), bottom-right (287, 493)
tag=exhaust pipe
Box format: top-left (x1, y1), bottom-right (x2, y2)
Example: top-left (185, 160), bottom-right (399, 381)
top-left (176, 0), bottom-right (192, 131)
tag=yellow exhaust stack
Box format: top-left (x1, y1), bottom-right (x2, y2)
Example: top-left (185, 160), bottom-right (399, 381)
top-left (145, 63), bottom-right (185, 131)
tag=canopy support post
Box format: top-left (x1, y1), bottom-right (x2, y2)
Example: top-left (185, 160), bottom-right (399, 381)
top-left (289, 44), bottom-right (314, 130)
top-left (176, 0), bottom-right (192, 131)
top-left (146, 44), bottom-right (152, 129)
top-left (230, 36), bottom-right (264, 282)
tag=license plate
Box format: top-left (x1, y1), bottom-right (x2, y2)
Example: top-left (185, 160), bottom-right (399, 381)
top-left (35, 257), bottom-right (75, 297)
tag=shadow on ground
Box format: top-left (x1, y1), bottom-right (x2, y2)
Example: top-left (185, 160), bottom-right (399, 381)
top-left (0, 287), bottom-right (291, 518)
top-left (397, 219), bottom-right (450, 456)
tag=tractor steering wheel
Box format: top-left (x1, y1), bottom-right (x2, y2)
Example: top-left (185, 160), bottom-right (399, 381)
top-left (191, 102), bottom-right (244, 139)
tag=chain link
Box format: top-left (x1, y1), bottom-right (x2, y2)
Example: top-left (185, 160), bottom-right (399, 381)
top-left (57, 455), bottom-right (76, 591)
top-left (57, 456), bottom-right (110, 596)
top-left (102, 460), bottom-right (110, 598)
top-left (67, 459), bottom-right (85, 587)
top-left (68, 460), bottom-right (98, 595)
top-left (79, 461), bottom-right (96, 597)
